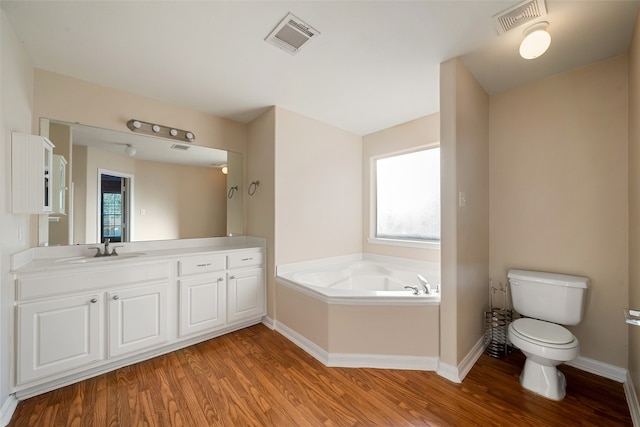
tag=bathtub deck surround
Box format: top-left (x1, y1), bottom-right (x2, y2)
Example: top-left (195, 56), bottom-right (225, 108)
top-left (10, 236), bottom-right (266, 399)
top-left (275, 254), bottom-right (441, 372)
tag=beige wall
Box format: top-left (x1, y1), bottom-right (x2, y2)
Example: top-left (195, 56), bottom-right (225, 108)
top-left (274, 107), bottom-right (362, 265)
top-left (1, 9), bottom-right (34, 415)
top-left (490, 55), bottom-right (629, 368)
top-left (247, 107), bottom-right (276, 317)
top-left (439, 58), bottom-right (490, 368)
top-left (33, 70), bottom-right (247, 155)
top-left (329, 305), bottom-right (439, 356)
top-left (362, 113), bottom-right (441, 263)
top-left (628, 10), bottom-right (640, 400)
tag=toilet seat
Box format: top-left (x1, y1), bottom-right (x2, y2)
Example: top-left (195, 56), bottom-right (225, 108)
top-left (508, 319), bottom-right (579, 362)
top-left (511, 318), bottom-right (574, 345)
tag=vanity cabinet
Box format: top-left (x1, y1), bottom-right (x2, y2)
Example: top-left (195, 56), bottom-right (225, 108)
top-left (11, 240), bottom-right (266, 398)
top-left (108, 283), bottom-right (168, 357)
top-left (16, 293), bottom-right (102, 384)
top-left (11, 132), bottom-right (54, 214)
top-left (227, 251), bottom-right (265, 324)
top-left (178, 255), bottom-right (227, 337)
top-left (14, 261), bottom-right (171, 388)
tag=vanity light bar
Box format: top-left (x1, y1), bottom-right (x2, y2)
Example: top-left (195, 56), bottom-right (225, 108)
top-left (126, 119), bottom-right (195, 143)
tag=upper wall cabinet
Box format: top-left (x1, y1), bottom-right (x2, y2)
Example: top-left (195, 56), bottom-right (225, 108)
top-left (11, 132), bottom-right (55, 214)
top-left (51, 154), bottom-right (68, 215)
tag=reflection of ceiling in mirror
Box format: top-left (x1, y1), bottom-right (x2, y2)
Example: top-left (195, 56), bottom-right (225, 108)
top-left (55, 121), bottom-right (227, 168)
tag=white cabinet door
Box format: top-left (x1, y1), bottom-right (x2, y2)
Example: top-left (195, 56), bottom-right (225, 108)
top-left (52, 154), bottom-right (67, 214)
top-left (227, 267), bottom-right (265, 324)
top-left (108, 283), bottom-right (168, 358)
top-left (179, 275), bottom-right (227, 337)
top-left (11, 133), bottom-right (55, 214)
top-left (17, 293), bottom-right (102, 385)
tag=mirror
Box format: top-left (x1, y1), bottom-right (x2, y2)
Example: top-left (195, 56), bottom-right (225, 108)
top-left (42, 119), bottom-right (243, 246)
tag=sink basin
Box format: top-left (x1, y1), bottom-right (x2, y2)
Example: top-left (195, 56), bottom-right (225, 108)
top-left (55, 252), bottom-right (147, 264)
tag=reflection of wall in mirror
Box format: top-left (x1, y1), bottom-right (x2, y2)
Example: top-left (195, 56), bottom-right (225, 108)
top-left (48, 122), bottom-right (72, 245)
top-left (226, 151), bottom-right (243, 236)
top-left (71, 144), bottom-right (226, 244)
top-left (135, 160), bottom-right (226, 241)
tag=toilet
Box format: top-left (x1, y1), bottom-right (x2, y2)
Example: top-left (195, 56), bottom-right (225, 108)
top-left (507, 269), bottom-right (589, 400)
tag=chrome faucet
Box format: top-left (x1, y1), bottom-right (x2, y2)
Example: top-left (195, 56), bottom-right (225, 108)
top-left (89, 238), bottom-right (122, 257)
top-left (418, 274), bottom-right (431, 294)
top-left (404, 285), bottom-right (420, 295)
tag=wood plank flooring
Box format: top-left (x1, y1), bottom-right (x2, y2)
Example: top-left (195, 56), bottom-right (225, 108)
top-left (8, 324), bottom-right (633, 426)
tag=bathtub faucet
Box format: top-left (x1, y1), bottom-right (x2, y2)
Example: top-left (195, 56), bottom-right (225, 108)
top-left (404, 285), bottom-right (420, 295)
top-left (418, 274), bottom-right (431, 294)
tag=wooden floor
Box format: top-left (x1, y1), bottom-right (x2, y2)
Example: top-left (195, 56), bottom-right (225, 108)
top-left (9, 324), bottom-right (632, 426)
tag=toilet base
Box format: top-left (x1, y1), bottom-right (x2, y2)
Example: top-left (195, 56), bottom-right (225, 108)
top-left (520, 358), bottom-right (566, 401)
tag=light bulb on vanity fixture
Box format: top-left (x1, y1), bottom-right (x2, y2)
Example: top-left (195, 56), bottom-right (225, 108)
top-left (519, 21), bottom-right (551, 59)
top-left (124, 144), bottom-right (136, 157)
top-left (126, 119), bottom-right (196, 143)
top-left (221, 165), bottom-right (228, 175)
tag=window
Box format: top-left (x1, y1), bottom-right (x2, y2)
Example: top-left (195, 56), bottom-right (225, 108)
top-left (374, 147), bottom-right (440, 245)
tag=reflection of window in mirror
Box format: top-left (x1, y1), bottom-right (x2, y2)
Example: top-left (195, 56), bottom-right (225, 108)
top-left (99, 172), bottom-right (131, 243)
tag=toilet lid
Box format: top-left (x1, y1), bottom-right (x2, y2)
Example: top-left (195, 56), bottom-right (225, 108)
top-left (512, 318), bottom-right (574, 344)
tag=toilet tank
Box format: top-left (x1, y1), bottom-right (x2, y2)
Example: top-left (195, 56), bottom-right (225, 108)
top-left (508, 269), bottom-right (589, 326)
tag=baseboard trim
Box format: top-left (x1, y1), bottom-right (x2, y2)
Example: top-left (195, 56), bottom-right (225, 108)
top-left (624, 371), bottom-right (640, 427)
top-left (0, 394), bottom-right (18, 427)
top-left (327, 353), bottom-right (438, 371)
top-left (262, 316), bottom-right (275, 330)
top-left (274, 321), bottom-right (329, 365)
top-left (565, 356), bottom-right (627, 383)
top-left (274, 321), bottom-right (438, 371)
top-left (437, 336), bottom-right (484, 383)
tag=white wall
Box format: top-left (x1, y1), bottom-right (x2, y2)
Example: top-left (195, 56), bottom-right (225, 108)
top-left (0, 10), bottom-right (34, 422)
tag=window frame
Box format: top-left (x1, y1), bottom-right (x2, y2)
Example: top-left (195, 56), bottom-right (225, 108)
top-left (368, 143), bottom-right (441, 249)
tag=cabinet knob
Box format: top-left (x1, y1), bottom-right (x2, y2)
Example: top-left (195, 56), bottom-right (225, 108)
top-left (217, 277), bottom-right (224, 282)
top-left (113, 295), bottom-right (119, 300)
top-left (90, 298), bottom-right (98, 304)
top-left (230, 275), bottom-right (236, 279)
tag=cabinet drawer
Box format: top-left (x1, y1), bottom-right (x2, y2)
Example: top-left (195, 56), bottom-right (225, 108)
top-left (178, 255), bottom-right (226, 276)
top-left (16, 262), bottom-right (170, 300)
top-left (228, 251), bottom-right (264, 269)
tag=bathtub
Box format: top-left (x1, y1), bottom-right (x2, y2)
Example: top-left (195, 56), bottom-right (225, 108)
top-left (275, 254), bottom-right (441, 370)
top-left (276, 253), bottom-right (440, 305)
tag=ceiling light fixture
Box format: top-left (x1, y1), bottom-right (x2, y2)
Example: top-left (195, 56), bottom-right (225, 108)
top-left (519, 21), bottom-right (551, 59)
top-left (126, 119), bottom-right (195, 143)
top-left (124, 144), bottom-right (136, 157)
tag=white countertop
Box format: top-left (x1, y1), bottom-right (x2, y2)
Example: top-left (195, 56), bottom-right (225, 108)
top-left (11, 236), bottom-right (266, 274)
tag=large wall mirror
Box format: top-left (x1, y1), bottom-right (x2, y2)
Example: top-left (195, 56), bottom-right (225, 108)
top-left (42, 118), bottom-right (243, 246)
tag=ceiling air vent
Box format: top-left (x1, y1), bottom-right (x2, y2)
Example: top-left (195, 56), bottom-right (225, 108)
top-left (265, 13), bottom-right (320, 55)
top-left (493, 0), bottom-right (547, 34)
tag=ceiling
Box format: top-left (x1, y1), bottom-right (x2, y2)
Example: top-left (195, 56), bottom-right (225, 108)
top-left (2, 1), bottom-right (639, 136)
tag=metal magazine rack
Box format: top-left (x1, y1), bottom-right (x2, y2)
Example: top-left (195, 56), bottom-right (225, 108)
top-left (484, 280), bottom-right (513, 358)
